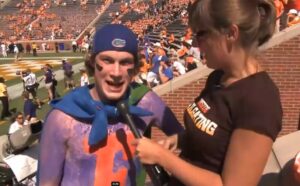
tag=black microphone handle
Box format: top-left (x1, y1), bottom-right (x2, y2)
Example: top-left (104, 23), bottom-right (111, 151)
top-left (117, 102), bottom-right (169, 186)
top-left (121, 111), bottom-right (142, 139)
top-left (144, 164), bottom-right (170, 186)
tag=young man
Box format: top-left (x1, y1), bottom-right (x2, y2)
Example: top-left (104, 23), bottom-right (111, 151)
top-left (8, 112), bottom-right (26, 134)
top-left (37, 24), bottom-right (183, 186)
top-left (18, 68), bottom-right (42, 108)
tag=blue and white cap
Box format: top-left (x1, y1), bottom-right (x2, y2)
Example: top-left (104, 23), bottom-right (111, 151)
top-left (93, 24), bottom-right (138, 63)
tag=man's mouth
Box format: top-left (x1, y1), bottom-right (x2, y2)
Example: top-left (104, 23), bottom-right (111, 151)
top-left (106, 80), bottom-right (124, 87)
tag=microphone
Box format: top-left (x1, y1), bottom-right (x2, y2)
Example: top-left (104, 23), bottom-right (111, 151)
top-left (117, 101), bottom-right (169, 186)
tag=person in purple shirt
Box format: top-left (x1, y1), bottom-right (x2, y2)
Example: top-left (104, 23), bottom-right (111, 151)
top-left (62, 59), bottom-right (75, 89)
top-left (40, 64), bottom-right (55, 101)
top-left (22, 91), bottom-right (37, 123)
top-left (37, 24), bottom-right (183, 186)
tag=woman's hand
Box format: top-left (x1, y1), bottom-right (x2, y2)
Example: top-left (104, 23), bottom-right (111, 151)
top-left (157, 134), bottom-right (178, 152)
top-left (132, 137), bottom-right (166, 165)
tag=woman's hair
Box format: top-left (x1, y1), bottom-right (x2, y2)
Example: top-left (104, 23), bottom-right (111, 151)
top-left (189, 0), bottom-right (276, 49)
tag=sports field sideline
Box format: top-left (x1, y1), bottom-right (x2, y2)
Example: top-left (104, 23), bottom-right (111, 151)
top-left (0, 52), bottom-right (87, 134)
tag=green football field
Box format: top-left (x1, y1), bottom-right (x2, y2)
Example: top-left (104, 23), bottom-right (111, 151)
top-left (0, 51), bottom-right (88, 135)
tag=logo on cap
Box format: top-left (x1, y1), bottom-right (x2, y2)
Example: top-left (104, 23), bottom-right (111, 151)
top-left (112, 38), bottom-right (126, 48)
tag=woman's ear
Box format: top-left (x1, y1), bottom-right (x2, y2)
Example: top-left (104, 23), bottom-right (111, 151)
top-left (225, 24), bottom-right (239, 53)
top-left (226, 24), bottom-right (239, 42)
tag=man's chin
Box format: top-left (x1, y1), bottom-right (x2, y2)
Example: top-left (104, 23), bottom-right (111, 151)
top-left (103, 92), bottom-right (125, 102)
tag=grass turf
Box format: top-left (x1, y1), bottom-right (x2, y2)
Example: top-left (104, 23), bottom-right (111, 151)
top-left (0, 51), bottom-right (87, 134)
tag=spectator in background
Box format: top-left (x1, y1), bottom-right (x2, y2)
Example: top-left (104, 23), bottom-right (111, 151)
top-left (0, 77), bottom-right (10, 120)
top-left (17, 43), bottom-right (24, 55)
top-left (287, 9), bottom-right (300, 26)
top-left (189, 39), bottom-right (201, 64)
top-left (135, 53), bottom-right (150, 85)
top-left (185, 54), bottom-right (197, 72)
top-left (158, 56), bottom-right (173, 84)
top-left (55, 42), bottom-right (59, 53)
top-left (23, 91), bottom-right (37, 124)
top-left (274, 0), bottom-right (284, 32)
top-left (32, 42), bottom-right (38, 56)
top-left (168, 33), bottom-right (175, 48)
top-left (72, 40), bottom-right (77, 52)
top-left (41, 42), bottom-right (47, 52)
top-left (25, 43), bottom-right (31, 54)
top-left (52, 77), bottom-right (58, 99)
top-left (281, 0), bottom-right (297, 29)
top-left (14, 43), bottom-right (19, 62)
top-left (177, 40), bottom-right (190, 59)
top-left (79, 68), bottom-right (89, 86)
top-left (40, 64), bottom-right (55, 102)
top-left (8, 43), bottom-right (14, 54)
top-left (21, 68), bottom-right (42, 108)
top-left (62, 59), bottom-right (75, 89)
top-left (146, 43), bottom-right (164, 87)
top-left (0, 42), bottom-right (7, 57)
top-left (8, 112), bottom-right (27, 134)
top-left (170, 55), bottom-right (186, 77)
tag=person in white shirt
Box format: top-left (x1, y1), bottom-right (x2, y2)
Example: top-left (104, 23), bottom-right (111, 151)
top-left (79, 68), bottom-right (89, 86)
top-left (171, 55), bottom-right (186, 77)
top-left (8, 112), bottom-right (28, 134)
top-left (22, 69), bottom-right (37, 92)
top-left (1, 43), bottom-right (7, 57)
top-left (72, 40), bottom-right (77, 52)
top-left (21, 69), bottom-right (42, 108)
top-left (14, 44), bottom-right (19, 62)
top-left (41, 42), bottom-right (47, 51)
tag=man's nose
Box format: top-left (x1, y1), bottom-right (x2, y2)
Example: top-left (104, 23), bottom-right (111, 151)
top-left (111, 63), bottom-right (122, 76)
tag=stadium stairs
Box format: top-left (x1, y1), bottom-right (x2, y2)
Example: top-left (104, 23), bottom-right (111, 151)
top-left (94, 2), bottom-right (122, 30)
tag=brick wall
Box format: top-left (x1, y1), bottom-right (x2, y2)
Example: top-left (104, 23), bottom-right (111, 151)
top-left (152, 29), bottom-right (300, 139)
top-left (258, 35), bottom-right (300, 135)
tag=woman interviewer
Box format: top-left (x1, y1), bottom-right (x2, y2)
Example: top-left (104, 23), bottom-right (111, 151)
top-left (132, 0), bottom-right (282, 185)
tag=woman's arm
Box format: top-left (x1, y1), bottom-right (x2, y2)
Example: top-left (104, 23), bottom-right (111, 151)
top-left (133, 128), bottom-right (273, 186)
top-left (221, 129), bottom-right (273, 186)
top-left (132, 137), bottom-right (223, 186)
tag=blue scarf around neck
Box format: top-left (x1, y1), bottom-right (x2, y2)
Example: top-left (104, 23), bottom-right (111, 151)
top-left (50, 85), bottom-right (153, 146)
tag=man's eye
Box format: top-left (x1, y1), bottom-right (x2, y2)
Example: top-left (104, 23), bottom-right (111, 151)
top-left (101, 58), bottom-right (113, 64)
top-left (121, 60), bottom-right (134, 66)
